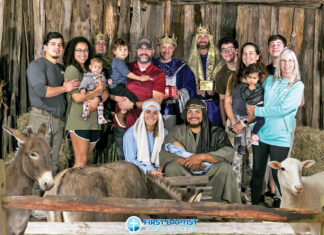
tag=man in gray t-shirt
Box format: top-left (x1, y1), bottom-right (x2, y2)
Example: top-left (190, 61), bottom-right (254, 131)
top-left (27, 32), bottom-right (80, 177)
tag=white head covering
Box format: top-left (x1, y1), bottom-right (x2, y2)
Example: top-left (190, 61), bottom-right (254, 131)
top-left (133, 101), bottom-right (164, 167)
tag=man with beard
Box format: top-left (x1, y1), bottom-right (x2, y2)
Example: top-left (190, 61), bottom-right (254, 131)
top-left (153, 34), bottom-right (197, 130)
top-left (27, 32), bottom-right (80, 177)
top-left (160, 98), bottom-right (241, 203)
top-left (112, 38), bottom-right (166, 160)
top-left (214, 37), bottom-right (239, 128)
top-left (187, 25), bottom-right (223, 126)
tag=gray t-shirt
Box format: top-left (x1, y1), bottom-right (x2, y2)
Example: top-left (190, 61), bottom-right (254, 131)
top-left (110, 58), bottom-right (130, 88)
top-left (27, 57), bottom-right (66, 120)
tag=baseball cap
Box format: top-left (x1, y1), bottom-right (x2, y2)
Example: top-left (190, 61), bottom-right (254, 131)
top-left (137, 38), bottom-right (153, 49)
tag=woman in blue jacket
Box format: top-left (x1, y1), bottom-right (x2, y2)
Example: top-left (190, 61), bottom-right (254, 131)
top-left (247, 49), bottom-right (304, 205)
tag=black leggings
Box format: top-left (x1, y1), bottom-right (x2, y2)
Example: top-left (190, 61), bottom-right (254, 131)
top-left (251, 141), bottom-right (290, 205)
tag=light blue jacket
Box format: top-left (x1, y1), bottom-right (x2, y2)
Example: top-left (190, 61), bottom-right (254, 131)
top-left (254, 75), bottom-right (304, 147)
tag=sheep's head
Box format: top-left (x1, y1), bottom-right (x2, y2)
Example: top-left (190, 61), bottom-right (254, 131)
top-left (268, 158), bottom-right (315, 195)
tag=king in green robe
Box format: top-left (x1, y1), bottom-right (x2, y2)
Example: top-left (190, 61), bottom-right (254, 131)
top-left (159, 98), bottom-right (241, 204)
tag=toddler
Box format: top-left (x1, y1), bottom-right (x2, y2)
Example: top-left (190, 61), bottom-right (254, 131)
top-left (109, 39), bottom-right (150, 128)
top-left (240, 63), bottom-right (265, 145)
top-left (79, 57), bottom-right (107, 124)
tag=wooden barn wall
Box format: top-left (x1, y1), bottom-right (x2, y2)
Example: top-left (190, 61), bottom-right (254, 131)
top-left (0, 0), bottom-right (323, 156)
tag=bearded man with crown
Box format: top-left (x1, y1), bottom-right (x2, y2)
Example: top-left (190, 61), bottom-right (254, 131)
top-left (153, 34), bottom-right (197, 131)
top-left (92, 32), bottom-right (111, 76)
top-left (187, 25), bottom-right (223, 126)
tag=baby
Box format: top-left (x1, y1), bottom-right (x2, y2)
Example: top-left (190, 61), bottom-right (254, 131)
top-left (108, 39), bottom-right (150, 128)
top-left (240, 63), bottom-right (265, 145)
top-left (79, 57), bottom-right (107, 124)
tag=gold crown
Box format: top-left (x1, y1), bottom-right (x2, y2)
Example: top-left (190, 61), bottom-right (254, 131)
top-left (195, 24), bottom-right (211, 35)
top-left (92, 32), bottom-right (109, 43)
top-left (158, 34), bottom-right (177, 47)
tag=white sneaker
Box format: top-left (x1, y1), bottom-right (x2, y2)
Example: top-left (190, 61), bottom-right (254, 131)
top-left (31, 210), bottom-right (47, 220)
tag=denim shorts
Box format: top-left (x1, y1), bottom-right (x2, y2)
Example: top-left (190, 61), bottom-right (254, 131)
top-left (69, 130), bottom-right (101, 143)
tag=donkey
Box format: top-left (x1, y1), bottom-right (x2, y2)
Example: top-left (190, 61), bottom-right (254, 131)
top-left (46, 161), bottom-right (202, 222)
top-left (3, 124), bottom-right (54, 235)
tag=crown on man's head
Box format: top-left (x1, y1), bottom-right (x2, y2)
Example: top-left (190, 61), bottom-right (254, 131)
top-left (92, 32), bottom-right (109, 43)
top-left (195, 24), bottom-right (211, 35)
top-left (158, 34), bottom-right (177, 47)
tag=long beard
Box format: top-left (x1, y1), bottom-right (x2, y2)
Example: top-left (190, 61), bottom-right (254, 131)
top-left (197, 42), bottom-right (210, 50)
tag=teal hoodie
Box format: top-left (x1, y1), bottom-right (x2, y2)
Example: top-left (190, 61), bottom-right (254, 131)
top-left (254, 75), bottom-right (304, 147)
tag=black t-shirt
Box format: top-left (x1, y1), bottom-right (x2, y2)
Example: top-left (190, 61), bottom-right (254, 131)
top-left (267, 63), bottom-right (275, 75)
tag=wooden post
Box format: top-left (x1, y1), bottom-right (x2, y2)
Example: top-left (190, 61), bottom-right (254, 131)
top-left (163, 0), bottom-right (172, 35)
top-left (0, 160), bottom-right (7, 235)
top-left (321, 195), bottom-right (324, 235)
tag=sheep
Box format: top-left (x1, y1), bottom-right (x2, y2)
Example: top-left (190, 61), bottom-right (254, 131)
top-left (268, 158), bottom-right (324, 235)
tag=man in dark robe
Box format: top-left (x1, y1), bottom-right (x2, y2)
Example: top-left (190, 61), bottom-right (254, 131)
top-left (160, 98), bottom-right (241, 203)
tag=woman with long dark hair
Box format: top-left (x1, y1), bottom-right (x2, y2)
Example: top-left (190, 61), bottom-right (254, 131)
top-left (224, 42), bottom-right (267, 200)
top-left (63, 37), bottom-right (109, 167)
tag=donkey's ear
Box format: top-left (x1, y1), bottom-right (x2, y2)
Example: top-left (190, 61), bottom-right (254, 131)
top-left (2, 125), bottom-right (28, 143)
top-left (38, 123), bottom-right (47, 136)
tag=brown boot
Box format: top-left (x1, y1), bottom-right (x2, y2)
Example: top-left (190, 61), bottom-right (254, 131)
top-left (114, 112), bottom-right (126, 128)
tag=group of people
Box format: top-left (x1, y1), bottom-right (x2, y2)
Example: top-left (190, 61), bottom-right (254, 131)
top-left (26, 25), bottom-right (304, 208)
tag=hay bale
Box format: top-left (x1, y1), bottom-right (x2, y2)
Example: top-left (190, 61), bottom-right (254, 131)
top-left (291, 126), bottom-right (324, 175)
top-left (16, 112), bottom-right (30, 130)
top-left (58, 137), bottom-right (73, 172)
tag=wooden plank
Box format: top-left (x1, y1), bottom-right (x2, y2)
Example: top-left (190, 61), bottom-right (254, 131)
top-left (33, 0), bottom-right (45, 59)
top-left (311, 9), bottom-right (321, 128)
top-left (165, 0), bottom-right (322, 9)
top-left (257, 5), bottom-right (271, 65)
top-left (25, 222), bottom-right (296, 234)
top-left (103, 0), bottom-right (118, 48)
top-left (183, 5), bottom-right (194, 60)
top-left (164, 175), bottom-right (209, 186)
top-left (270, 6), bottom-right (278, 36)
top-left (247, 5), bottom-right (259, 43)
top-left (129, 0), bottom-right (141, 61)
top-left (291, 8), bottom-right (304, 60)
top-left (171, 5), bottom-right (185, 60)
top-left (0, 160), bottom-right (6, 235)
top-left (219, 4), bottom-right (237, 39)
top-left (117, 0), bottom-right (131, 41)
top-left (235, 5), bottom-right (249, 46)
top-left (321, 2), bottom-right (324, 129)
top-left (299, 8), bottom-right (315, 127)
top-left (61, 0), bottom-right (72, 42)
top-left (44, 0), bottom-right (64, 33)
top-left (2, 195), bottom-right (324, 223)
top-left (0, 0), bottom-right (4, 55)
top-left (70, 0), bottom-right (91, 39)
top-left (163, 0), bottom-right (172, 35)
top-left (89, 0), bottom-right (105, 37)
top-left (278, 7), bottom-right (294, 47)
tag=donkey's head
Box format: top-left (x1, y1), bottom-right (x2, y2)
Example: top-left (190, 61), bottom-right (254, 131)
top-left (3, 123), bottom-right (54, 191)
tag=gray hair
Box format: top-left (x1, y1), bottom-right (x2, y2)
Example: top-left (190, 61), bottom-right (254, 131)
top-left (274, 49), bottom-right (300, 87)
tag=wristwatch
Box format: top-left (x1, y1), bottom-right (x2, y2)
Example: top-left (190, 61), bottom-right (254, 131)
top-left (133, 101), bottom-right (138, 109)
top-left (240, 119), bottom-right (248, 127)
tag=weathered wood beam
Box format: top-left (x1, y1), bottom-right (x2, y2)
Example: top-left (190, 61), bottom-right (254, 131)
top-left (2, 195), bottom-right (324, 223)
top-left (146, 0), bottom-right (322, 9)
top-left (163, 0), bottom-right (172, 35)
top-left (0, 160), bottom-right (7, 235)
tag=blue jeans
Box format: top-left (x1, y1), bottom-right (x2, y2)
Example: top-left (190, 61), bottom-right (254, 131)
top-left (113, 126), bottom-right (126, 161)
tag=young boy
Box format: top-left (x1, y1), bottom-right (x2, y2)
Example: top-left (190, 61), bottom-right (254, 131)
top-left (240, 63), bottom-right (265, 145)
top-left (79, 57), bottom-right (107, 124)
top-left (109, 39), bottom-right (150, 128)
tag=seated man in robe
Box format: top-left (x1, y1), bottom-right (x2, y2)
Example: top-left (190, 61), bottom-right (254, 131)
top-left (159, 98), bottom-right (241, 203)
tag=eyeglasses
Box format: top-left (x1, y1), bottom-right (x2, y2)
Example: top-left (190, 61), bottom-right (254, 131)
top-left (95, 42), bottom-right (108, 47)
top-left (220, 47), bottom-right (234, 53)
top-left (75, 49), bottom-right (89, 54)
